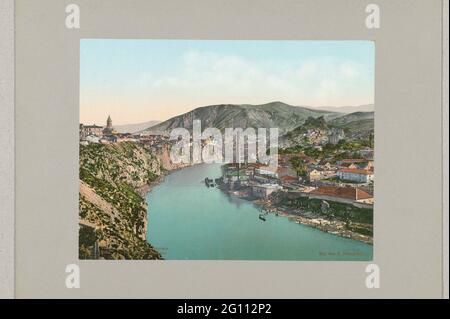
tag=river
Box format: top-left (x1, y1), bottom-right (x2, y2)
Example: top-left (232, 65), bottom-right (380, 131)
top-left (146, 163), bottom-right (373, 260)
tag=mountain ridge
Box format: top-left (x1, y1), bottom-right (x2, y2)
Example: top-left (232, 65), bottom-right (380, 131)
top-left (114, 120), bottom-right (161, 134)
top-left (142, 101), bottom-right (345, 134)
top-left (314, 104), bottom-right (374, 113)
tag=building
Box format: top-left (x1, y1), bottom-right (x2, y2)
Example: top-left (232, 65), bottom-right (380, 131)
top-left (308, 169), bottom-right (323, 182)
top-left (103, 115), bottom-right (114, 135)
top-left (338, 159), bottom-right (374, 171)
top-left (85, 135), bottom-right (101, 143)
top-left (337, 168), bottom-right (374, 183)
top-left (340, 162), bottom-right (359, 169)
top-left (309, 185), bottom-right (373, 204)
top-left (308, 168), bottom-right (336, 182)
top-left (337, 159), bottom-right (370, 166)
top-left (80, 124), bottom-right (103, 140)
top-left (358, 147), bottom-right (374, 159)
top-left (327, 128), bottom-right (345, 145)
top-left (277, 165), bottom-right (297, 178)
top-left (255, 166), bottom-right (278, 178)
top-left (251, 184), bottom-right (282, 199)
top-left (101, 135), bottom-right (118, 143)
top-left (280, 175), bottom-right (299, 188)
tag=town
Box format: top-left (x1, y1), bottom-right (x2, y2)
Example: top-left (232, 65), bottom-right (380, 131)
top-left (79, 115), bottom-right (171, 150)
top-left (214, 117), bottom-right (374, 244)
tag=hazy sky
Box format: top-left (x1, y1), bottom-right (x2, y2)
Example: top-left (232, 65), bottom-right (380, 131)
top-left (80, 40), bottom-right (374, 125)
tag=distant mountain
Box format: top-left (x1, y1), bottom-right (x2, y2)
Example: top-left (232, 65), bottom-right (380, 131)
top-left (315, 104), bottom-right (374, 114)
top-left (329, 111), bottom-right (374, 131)
top-left (114, 120), bottom-right (160, 134)
top-left (142, 102), bottom-right (342, 135)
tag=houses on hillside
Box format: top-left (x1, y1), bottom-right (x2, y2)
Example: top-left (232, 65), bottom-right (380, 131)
top-left (79, 124), bottom-right (103, 140)
top-left (327, 128), bottom-right (345, 145)
top-left (80, 115), bottom-right (170, 146)
top-left (219, 148), bottom-right (375, 207)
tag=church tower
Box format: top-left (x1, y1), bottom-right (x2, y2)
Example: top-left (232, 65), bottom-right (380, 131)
top-left (103, 115), bottom-right (114, 135)
top-left (106, 115), bottom-right (112, 129)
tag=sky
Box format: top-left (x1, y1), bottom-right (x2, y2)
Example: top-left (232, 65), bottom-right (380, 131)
top-left (80, 40), bottom-right (374, 125)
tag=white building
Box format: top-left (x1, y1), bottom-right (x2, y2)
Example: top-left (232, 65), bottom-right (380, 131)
top-left (255, 167), bottom-right (278, 178)
top-left (337, 168), bottom-right (374, 183)
top-left (251, 184), bottom-right (282, 199)
top-left (85, 135), bottom-right (101, 144)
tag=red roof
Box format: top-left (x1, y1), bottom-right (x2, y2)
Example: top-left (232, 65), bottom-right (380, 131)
top-left (310, 186), bottom-right (371, 200)
top-left (338, 168), bottom-right (373, 175)
top-left (340, 159), bottom-right (368, 163)
top-left (280, 176), bottom-right (298, 182)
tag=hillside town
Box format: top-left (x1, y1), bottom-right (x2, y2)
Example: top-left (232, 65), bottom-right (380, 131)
top-left (216, 118), bottom-right (374, 244)
top-left (80, 115), bottom-right (171, 149)
top-left (80, 114), bottom-right (374, 244)
top-left (79, 115), bottom-right (374, 209)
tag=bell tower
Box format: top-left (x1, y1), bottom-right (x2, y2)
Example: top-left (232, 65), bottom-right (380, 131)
top-left (106, 115), bottom-right (112, 129)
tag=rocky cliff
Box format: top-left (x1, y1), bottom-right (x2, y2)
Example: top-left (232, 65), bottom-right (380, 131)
top-left (79, 142), bottom-right (167, 260)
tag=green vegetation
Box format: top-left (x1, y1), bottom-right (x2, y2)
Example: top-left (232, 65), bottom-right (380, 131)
top-left (303, 116), bottom-right (327, 129)
top-left (290, 156), bottom-right (307, 177)
top-left (79, 142), bottom-right (162, 259)
top-left (280, 196), bottom-right (373, 236)
top-left (285, 116), bottom-right (328, 138)
top-left (79, 224), bottom-right (97, 259)
top-left (280, 137), bottom-right (373, 163)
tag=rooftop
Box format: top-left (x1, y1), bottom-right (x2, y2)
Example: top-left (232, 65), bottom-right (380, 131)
top-left (82, 124), bottom-right (103, 129)
top-left (338, 168), bottom-right (373, 175)
top-left (339, 159), bottom-right (370, 163)
top-left (310, 186), bottom-right (372, 200)
top-left (280, 176), bottom-right (298, 182)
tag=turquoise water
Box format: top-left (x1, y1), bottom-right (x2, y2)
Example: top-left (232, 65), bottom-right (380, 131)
top-left (146, 164), bottom-right (373, 260)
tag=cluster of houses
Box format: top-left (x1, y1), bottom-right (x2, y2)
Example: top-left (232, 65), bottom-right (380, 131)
top-left (220, 152), bottom-right (374, 208)
top-left (298, 127), bottom-right (345, 146)
top-left (307, 158), bottom-right (374, 184)
top-left (79, 116), bottom-right (169, 146)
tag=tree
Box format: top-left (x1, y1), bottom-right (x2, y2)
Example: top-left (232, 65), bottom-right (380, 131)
top-left (369, 132), bottom-right (374, 148)
top-left (290, 156), bottom-right (307, 177)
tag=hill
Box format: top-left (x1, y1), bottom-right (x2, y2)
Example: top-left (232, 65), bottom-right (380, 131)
top-left (315, 104), bottom-right (374, 113)
top-left (329, 111), bottom-right (374, 132)
top-left (79, 142), bottom-right (163, 260)
top-left (142, 101), bottom-right (342, 135)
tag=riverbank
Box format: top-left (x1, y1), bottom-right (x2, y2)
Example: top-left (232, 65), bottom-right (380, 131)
top-left (220, 187), bottom-right (373, 245)
top-left (138, 163), bottom-right (194, 197)
top-left (257, 200), bottom-right (372, 245)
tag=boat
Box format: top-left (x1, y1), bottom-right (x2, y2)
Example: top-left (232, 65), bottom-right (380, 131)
top-left (259, 214), bottom-right (266, 221)
top-left (204, 177), bottom-right (215, 187)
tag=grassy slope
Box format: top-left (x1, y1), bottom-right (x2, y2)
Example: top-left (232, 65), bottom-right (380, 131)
top-left (79, 142), bottom-right (162, 260)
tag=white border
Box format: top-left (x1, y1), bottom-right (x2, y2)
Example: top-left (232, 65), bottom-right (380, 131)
top-left (0, 0), bottom-right (14, 299)
top-left (1, 0), bottom-right (447, 299)
top-left (442, 0), bottom-right (449, 300)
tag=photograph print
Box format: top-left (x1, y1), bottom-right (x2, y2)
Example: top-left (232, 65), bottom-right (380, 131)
top-left (78, 40), bottom-right (375, 260)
